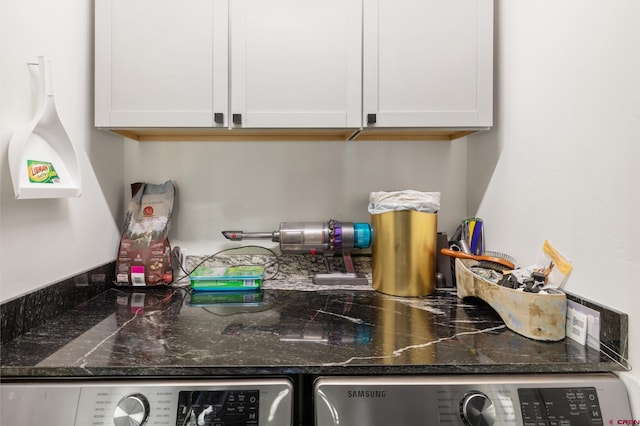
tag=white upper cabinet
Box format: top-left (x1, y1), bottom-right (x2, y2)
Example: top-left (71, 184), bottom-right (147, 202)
top-left (95, 0), bottom-right (229, 128)
top-left (363, 0), bottom-right (493, 128)
top-left (96, 0), bottom-right (361, 130)
top-left (95, 0), bottom-right (492, 138)
top-left (229, 0), bottom-right (362, 128)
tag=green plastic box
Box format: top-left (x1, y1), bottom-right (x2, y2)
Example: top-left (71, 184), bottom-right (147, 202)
top-left (190, 265), bottom-right (264, 292)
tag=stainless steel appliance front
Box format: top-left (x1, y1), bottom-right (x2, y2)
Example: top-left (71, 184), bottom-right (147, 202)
top-left (314, 373), bottom-right (632, 426)
top-left (1, 378), bottom-right (293, 426)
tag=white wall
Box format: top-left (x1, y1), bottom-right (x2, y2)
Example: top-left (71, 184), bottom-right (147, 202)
top-left (123, 139), bottom-right (468, 255)
top-left (468, 0), bottom-right (640, 415)
top-left (0, 0), bottom-right (124, 302)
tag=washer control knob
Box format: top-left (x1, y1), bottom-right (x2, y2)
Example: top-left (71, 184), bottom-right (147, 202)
top-left (459, 391), bottom-right (496, 426)
top-left (114, 393), bottom-right (150, 426)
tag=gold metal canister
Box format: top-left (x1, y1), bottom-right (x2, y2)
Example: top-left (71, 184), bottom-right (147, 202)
top-left (371, 210), bottom-right (437, 297)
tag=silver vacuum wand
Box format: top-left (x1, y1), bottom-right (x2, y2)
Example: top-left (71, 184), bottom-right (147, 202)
top-left (222, 220), bottom-right (372, 285)
top-left (222, 219), bottom-right (371, 255)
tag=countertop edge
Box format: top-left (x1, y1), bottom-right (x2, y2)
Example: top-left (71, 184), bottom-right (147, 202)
top-left (1, 362), bottom-right (630, 380)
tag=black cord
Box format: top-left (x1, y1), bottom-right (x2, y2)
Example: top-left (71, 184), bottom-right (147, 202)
top-left (167, 241), bottom-right (282, 287)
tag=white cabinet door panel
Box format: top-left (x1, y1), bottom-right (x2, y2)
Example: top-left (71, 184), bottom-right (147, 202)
top-left (96, 0), bottom-right (229, 127)
top-left (363, 0), bottom-right (493, 128)
top-left (230, 0), bottom-right (362, 128)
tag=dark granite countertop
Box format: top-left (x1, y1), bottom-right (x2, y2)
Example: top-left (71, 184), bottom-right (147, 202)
top-left (0, 283), bottom-right (629, 378)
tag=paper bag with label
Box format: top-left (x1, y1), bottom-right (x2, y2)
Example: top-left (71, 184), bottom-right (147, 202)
top-left (116, 181), bottom-right (175, 286)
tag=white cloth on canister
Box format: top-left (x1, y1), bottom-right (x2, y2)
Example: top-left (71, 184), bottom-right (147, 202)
top-left (368, 190), bottom-right (440, 214)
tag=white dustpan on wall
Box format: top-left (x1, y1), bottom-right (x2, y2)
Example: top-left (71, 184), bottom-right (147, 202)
top-left (8, 56), bottom-right (81, 199)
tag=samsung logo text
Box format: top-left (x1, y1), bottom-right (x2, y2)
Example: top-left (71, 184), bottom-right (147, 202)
top-left (347, 390), bottom-right (387, 398)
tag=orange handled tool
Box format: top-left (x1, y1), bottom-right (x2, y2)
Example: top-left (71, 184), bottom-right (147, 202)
top-left (440, 248), bottom-right (515, 270)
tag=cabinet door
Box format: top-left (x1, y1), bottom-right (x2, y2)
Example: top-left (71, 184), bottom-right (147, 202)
top-left (230, 0), bottom-right (362, 128)
top-left (363, 0), bottom-right (493, 128)
top-left (95, 0), bottom-right (229, 127)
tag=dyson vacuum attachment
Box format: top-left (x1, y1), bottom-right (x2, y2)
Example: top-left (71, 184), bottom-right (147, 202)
top-left (222, 219), bottom-right (372, 285)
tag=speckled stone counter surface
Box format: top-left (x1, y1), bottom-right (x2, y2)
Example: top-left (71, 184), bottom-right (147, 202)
top-left (0, 255), bottom-right (629, 378)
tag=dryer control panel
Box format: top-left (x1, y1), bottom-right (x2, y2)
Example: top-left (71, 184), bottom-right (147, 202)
top-left (314, 373), bottom-right (632, 426)
top-left (1, 378), bottom-right (292, 426)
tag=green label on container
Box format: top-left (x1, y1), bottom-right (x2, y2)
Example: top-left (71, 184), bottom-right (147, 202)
top-left (27, 160), bottom-right (60, 183)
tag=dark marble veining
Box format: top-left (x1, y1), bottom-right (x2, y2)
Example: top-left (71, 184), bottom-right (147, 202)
top-left (1, 282), bottom-right (629, 378)
top-left (0, 262), bottom-right (115, 345)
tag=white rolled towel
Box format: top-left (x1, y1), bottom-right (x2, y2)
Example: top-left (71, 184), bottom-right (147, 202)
top-left (368, 190), bottom-right (440, 214)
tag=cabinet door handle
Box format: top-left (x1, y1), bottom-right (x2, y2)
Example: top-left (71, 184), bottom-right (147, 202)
top-left (214, 112), bottom-right (224, 124)
top-left (367, 113), bottom-right (377, 124)
top-left (232, 114), bottom-right (242, 125)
